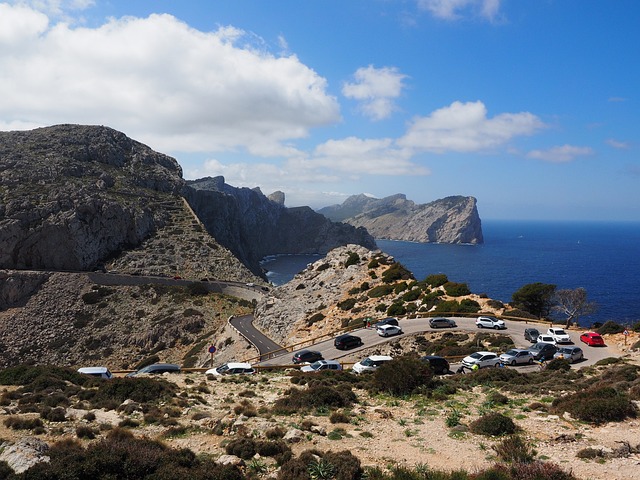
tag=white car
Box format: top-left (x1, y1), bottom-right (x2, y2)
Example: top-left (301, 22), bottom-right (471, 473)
top-left (352, 355), bottom-right (392, 374)
top-left (462, 351), bottom-right (501, 369)
top-left (300, 360), bottom-right (343, 372)
top-left (475, 316), bottom-right (506, 330)
top-left (376, 324), bottom-right (403, 337)
top-left (536, 334), bottom-right (556, 344)
top-left (77, 366), bottom-right (113, 379)
top-left (206, 362), bottom-right (255, 376)
top-left (547, 328), bottom-right (572, 344)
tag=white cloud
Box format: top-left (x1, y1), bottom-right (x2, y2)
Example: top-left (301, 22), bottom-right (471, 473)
top-left (342, 65), bottom-right (408, 120)
top-left (527, 145), bottom-right (594, 163)
top-left (606, 138), bottom-right (630, 149)
top-left (311, 137), bottom-right (429, 175)
top-left (398, 100), bottom-right (544, 153)
top-left (417, 0), bottom-right (503, 21)
top-left (0, 5), bottom-right (340, 156)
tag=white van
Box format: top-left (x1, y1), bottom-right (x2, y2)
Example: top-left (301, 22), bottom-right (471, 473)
top-left (352, 355), bottom-right (392, 374)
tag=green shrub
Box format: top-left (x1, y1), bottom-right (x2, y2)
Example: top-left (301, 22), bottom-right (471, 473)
top-left (598, 321), bottom-right (625, 335)
top-left (381, 263), bottom-right (413, 283)
top-left (367, 285), bottom-right (393, 298)
top-left (576, 447), bottom-right (605, 459)
top-left (91, 377), bottom-right (177, 409)
top-left (76, 425), bottom-right (97, 439)
top-left (492, 435), bottom-right (536, 463)
top-left (469, 413), bottom-right (517, 437)
top-left (425, 274), bottom-right (448, 287)
top-left (551, 386), bottom-right (638, 424)
top-left (371, 356), bottom-right (433, 397)
top-left (316, 263), bottom-right (331, 272)
top-left (329, 411), bottom-right (351, 424)
top-left (337, 298), bottom-right (357, 311)
top-left (344, 252), bottom-right (360, 267)
top-left (386, 303), bottom-right (406, 317)
top-left (401, 289), bottom-right (421, 302)
top-left (4, 416), bottom-right (44, 430)
top-left (272, 385), bottom-right (356, 414)
top-left (443, 282), bottom-right (471, 297)
top-left (367, 258), bottom-right (379, 269)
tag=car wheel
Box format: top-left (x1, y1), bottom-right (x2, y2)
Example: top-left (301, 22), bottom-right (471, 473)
top-left (477, 324), bottom-right (482, 328)
top-left (528, 358), bottom-right (533, 364)
top-left (494, 325), bottom-right (500, 330)
top-left (511, 360), bottom-right (517, 366)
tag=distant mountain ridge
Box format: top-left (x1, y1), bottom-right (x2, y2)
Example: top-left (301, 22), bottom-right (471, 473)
top-left (318, 193), bottom-right (483, 244)
top-left (183, 176), bottom-right (377, 276)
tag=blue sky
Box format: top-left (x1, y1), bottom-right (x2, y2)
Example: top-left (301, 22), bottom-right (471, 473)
top-left (1, 1), bottom-right (638, 221)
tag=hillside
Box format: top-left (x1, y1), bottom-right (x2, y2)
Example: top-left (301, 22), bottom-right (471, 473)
top-left (318, 194), bottom-right (484, 244)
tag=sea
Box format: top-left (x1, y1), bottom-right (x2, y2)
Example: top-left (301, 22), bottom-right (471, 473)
top-left (260, 220), bottom-right (640, 327)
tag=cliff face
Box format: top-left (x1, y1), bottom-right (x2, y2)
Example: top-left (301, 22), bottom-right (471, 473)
top-left (318, 194), bottom-right (483, 244)
top-left (183, 177), bottom-right (377, 276)
top-left (0, 124), bottom-right (185, 271)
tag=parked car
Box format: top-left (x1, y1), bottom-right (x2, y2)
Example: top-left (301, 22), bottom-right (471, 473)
top-left (554, 346), bottom-right (584, 363)
top-left (352, 355), bottom-right (392, 374)
top-left (527, 342), bottom-right (558, 361)
top-left (429, 317), bottom-right (457, 329)
top-left (376, 324), bottom-right (403, 337)
top-left (421, 355), bottom-right (450, 374)
top-left (292, 350), bottom-right (323, 364)
top-left (536, 334), bottom-right (556, 344)
top-left (547, 328), bottom-right (572, 344)
top-left (524, 328), bottom-right (540, 343)
top-left (375, 317), bottom-right (399, 327)
top-left (334, 334), bottom-right (362, 350)
top-left (206, 362), bottom-right (255, 376)
top-left (77, 366), bottom-right (113, 379)
top-left (499, 349), bottom-right (533, 366)
top-left (580, 331), bottom-right (605, 346)
top-left (476, 316), bottom-right (506, 330)
top-left (300, 360), bottom-right (343, 373)
top-left (126, 363), bottom-right (181, 377)
top-left (461, 351), bottom-right (501, 369)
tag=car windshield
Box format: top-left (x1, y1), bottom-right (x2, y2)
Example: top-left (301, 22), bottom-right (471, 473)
top-left (469, 353), bottom-right (483, 359)
top-left (360, 358), bottom-right (374, 366)
top-left (554, 329), bottom-right (567, 335)
top-left (216, 364), bottom-right (230, 373)
top-left (309, 361), bottom-right (323, 370)
top-left (558, 348), bottom-right (572, 354)
top-left (504, 350), bottom-right (518, 356)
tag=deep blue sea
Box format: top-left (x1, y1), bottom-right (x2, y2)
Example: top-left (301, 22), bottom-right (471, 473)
top-left (261, 221), bottom-right (640, 327)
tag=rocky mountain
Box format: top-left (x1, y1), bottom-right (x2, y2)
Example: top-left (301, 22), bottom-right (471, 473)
top-left (183, 176), bottom-right (377, 276)
top-left (318, 194), bottom-right (484, 244)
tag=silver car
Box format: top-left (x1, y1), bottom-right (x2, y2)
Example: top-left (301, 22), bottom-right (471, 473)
top-left (499, 349), bottom-right (533, 366)
top-left (554, 346), bottom-right (584, 363)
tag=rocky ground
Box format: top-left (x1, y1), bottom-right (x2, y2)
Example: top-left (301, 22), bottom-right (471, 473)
top-left (0, 336), bottom-right (638, 479)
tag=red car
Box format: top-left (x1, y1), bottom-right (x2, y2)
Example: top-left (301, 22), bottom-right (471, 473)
top-left (580, 331), bottom-right (605, 346)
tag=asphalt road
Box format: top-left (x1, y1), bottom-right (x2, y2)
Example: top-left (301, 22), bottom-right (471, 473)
top-left (255, 316), bottom-right (617, 370)
top-left (229, 314), bottom-right (283, 360)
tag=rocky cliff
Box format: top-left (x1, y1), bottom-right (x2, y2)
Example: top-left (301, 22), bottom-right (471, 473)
top-left (183, 177), bottom-right (377, 276)
top-left (0, 124), bottom-right (185, 271)
top-left (318, 194), bottom-right (483, 244)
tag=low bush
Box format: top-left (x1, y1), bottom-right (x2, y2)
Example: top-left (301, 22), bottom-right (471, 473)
top-left (469, 413), bottom-right (517, 437)
top-left (551, 386), bottom-right (638, 424)
top-left (344, 252), bottom-right (360, 267)
top-left (425, 274), bottom-right (448, 287)
top-left (367, 285), bottom-right (394, 298)
top-left (370, 355), bottom-right (433, 396)
top-left (443, 282), bottom-right (471, 297)
top-left (337, 298), bottom-right (357, 311)
top-left (272, 385), bottom-right (356, 414)
top-left (598, 320), bottom-right (625, 335)
top-left (4, 416), bottom-right (44, 430)
top-left (492, 435), bottom-right (536, 463)
top-left (90, 377), bottom-right (177, 409)
top-left (381, 263), bottom-right (413, 283)
top-left (329, 411), bottom-right (351, 424)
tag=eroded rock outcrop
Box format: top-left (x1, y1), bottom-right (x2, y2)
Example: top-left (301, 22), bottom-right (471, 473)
top-left (0, 124), bottom-right (184, 271)
top-left (318, 194), bottom-right (483, 244)
top-left (183, 177), bottom-right (377, 276)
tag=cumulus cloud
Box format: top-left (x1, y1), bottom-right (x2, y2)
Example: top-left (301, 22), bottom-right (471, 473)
top-left (398, 100), bottom-right (544, 153)
top-left (342, 66), bottom-right (408, 120)
top-left (417, 0), bottom-right (503, 21)
top-left (0, 4), bottom-right (340, 156)
top-left (527, 145), bottom-right (594, 163)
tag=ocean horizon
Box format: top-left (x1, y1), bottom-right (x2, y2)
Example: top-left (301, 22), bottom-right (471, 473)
top-left (261, 220), bottom-right (640, 327)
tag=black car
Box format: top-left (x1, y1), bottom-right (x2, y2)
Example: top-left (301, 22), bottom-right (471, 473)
top-left (429, 317), bottom-right (457, 329)
top-left (292, 350), bottom-right (323, 364)
top-left (524, 328), bottom-right (540, 343)
top-left (422, 355), bottom-right (450, 375)
top-left (374, 317), bottom-right (399, 327)
top-left (527, 342), bottom-right (558, 361)
top-left (334, 334), bottom-right (362, 350)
